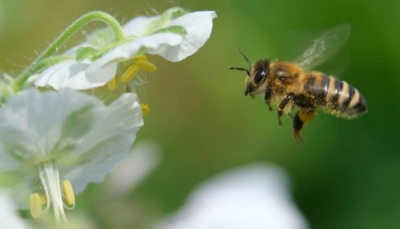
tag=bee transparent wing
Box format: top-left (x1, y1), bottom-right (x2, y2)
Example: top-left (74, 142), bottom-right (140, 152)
top-left (294, 24), bottom-right (351, 70)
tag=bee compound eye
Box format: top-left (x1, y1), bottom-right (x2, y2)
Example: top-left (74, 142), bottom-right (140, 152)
top-left (254, 69), bottom-right (267, 84)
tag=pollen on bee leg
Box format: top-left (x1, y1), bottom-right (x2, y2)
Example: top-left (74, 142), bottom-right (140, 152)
top-left (134, 56), bottom-right (157, 72)
top-left (121, 64), bottom-right (140, 83)
top-left (298, 110), bottom-right (315, 123)
top-left (141, 104), bottom-right (150, 117)
top-left (107, 76), bottom-right (119, 90)
top-left (62, 180), bottom-right (75, 206)
top-left (30, 193), bottom-right (44, 219)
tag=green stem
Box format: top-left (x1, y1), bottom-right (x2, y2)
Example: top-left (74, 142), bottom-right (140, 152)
top-left (13, 11), bottom-right (125, 91)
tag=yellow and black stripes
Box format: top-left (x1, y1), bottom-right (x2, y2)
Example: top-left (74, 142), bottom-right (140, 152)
top-left (303, 74), bottom-right (367, 118)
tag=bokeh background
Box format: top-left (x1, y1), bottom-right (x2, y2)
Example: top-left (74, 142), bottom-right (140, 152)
top-left (1, 0), bottom-right (400, 228)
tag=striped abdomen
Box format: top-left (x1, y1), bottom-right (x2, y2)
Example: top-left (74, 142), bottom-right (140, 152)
top-left (303, 74), bottom-right (367, 118)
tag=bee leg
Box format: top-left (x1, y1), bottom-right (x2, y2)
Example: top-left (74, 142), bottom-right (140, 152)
top-left (293, 110), bottom-right (316, 143)
top-left (264, 85), bottom-right (273, 111)
top-left (266, 102), bottom-right (273, 111)
top-left (277, 93), bottom-right (294, 125)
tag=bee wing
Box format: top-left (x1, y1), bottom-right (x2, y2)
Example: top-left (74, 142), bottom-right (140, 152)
top-left (294, 24), bottom-right (351, 71)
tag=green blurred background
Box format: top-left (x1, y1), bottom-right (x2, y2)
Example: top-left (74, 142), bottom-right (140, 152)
top-left (1, 0), bottom-right (400, 228)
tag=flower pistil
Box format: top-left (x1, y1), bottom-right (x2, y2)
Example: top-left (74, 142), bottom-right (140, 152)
top-left (29, 161), bottom-right (76, 222)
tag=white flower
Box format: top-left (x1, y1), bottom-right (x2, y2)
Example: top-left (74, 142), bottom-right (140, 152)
top-left (35, 8), bottom-right (217, 91)
top-left (156, 163), bottom-right (309, 229)
top-left (106, 140), bottom-right (161, 198)
top-left (103, 9), bottom-right (217, 64)
top-left (0, 89), bottom-right (143, 221)
top-left (33, 59), bottom-right (118, 90)
top-left (0, 192), bottom-right (32, 229)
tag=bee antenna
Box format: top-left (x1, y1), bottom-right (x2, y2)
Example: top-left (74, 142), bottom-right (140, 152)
top-left (228, 67), bottom-right (250, 76)
top-left (236, 49), bottom-right (252, 65)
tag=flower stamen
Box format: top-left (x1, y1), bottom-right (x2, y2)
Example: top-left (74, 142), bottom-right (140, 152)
top-left (141, 104), bottom-right (150, 117)
top-left (134, 55), bottom-right (157, 72)
top-left (107, 76), bottom-right (119, 90)
top-left (29, 193), bottom-right (44, 219)
top-left (62, 180), bottom-right (75, 207)
top-left (120, 64), bottom-right (140, 83)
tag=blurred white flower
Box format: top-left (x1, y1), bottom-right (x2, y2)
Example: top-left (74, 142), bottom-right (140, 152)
top-left (106, 141), bottom-right (161, 198)
top-left (0, 89), bottom-right (143, 221)
top-left (0, 192), bottom-right (32, 229)
top-left (156, 163), bottom-right (309, 229)
top-left (35, 8), bottom-right (217, 91)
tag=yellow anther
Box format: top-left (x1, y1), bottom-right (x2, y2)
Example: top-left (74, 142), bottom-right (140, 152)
top-left (141, 104), bottom-right (150, 117)
top-left (135, 55), bottom-right (148, 61)
top-left (120, 64), bottom-right (140, 83)
top-left (134, 55), bottom-right (157, 72)
top-left (135, 59), bottom-right (157, 72)
top-left (29, 193), bottom-right (43, 219)
top-left (62, 180), bottom-right (75, 206)
top-left (40, 193), bottom-right (47, 204)
top-left (107, 76), bottom-right (118, 90)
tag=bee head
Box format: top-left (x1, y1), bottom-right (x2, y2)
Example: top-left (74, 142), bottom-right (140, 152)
top-left (245, 60), bottom-right (270, 96)
top-left (229, 50), bottom-right (270, 97)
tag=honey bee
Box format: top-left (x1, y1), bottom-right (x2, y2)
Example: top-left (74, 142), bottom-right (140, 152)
top-left (230, 24), bottom-right (367, 143)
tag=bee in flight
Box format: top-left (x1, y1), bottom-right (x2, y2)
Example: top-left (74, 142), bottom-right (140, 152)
top-left (229, 24), bottom-right (367, 143)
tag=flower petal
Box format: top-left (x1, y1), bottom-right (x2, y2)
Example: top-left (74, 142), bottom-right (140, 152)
top-left (123, 7), bottom-right (188, 37)
top-left (87, 33), bottom-right (183, 74)
top-left (0, 192), bottom-right (31, 229)
top-left (123, 16), bottom-right (158, 37)
top-left (0, 89), bottom-right (103, 163)
top-left (0, 89), bottom-right (144, 201)
top-left (60, 92), bottom-right (144, 194)
top-left (35, 59), bottom-right (117, 90)
top-left (156, 163), bottom-right (309, 229)
top-left (0, 89), bottom-right (109, 208)
top-left (148, 11), bottom-right (217, 62)
top-left (106, 141), bottom-right (161, 197)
